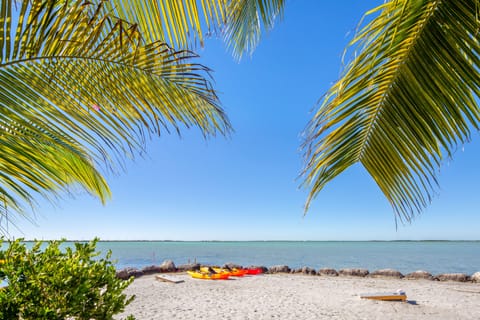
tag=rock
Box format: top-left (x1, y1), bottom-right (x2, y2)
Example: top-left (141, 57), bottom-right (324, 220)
top-left (318, 268), bottom-right (338, 276)
top-left (247, 265), bottom-right (268, 273)
top-left (159, 260), bottom-right (176, 272)
top-left (268, 265), bottom-right (291, 273)
top-left (338, 268), bottom-right (369, 277)
top-left (141, 265), bottom-right (163, 275)
top-left (434, 273), bottom-right (470, 282)
top-left (223, 263), bottom-right (243, 270)
top-left (293, 267), bottom-right (316, 275)
top-left (116, 267), bottom-right (143, 280)
top-left (116, 269), bottom-right (130, 280)
top-left (471, 272), bottom-right (480, 283)
top-left (176, 263), bottom-right (200, 272)
top-left (301, 266), bottom-right (317, 275)
top-left (404, 270), bottom-right (433, 280)
top-left (369, 269), bottom-right (404, 279)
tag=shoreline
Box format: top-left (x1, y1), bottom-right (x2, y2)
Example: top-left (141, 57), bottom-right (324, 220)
top-left (116, 261), bottom-right (480, 283)
top-left (20, 239), bottom-right (480, 242)
top-left (115, 273), bottom-right (480, 320)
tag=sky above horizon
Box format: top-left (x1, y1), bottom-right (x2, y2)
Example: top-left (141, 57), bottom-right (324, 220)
top-left (8, 0), bottom-right (480, 241)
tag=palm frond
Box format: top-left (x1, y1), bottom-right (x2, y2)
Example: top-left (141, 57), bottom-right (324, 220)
top-left (302, 0), bottom-right (480, 222)
top-left (0, 0), bottom-right (231, 221)
top-left (224, 0), bottom-right (285, 59)
top-left (105, 0), bottom-right (285, 59)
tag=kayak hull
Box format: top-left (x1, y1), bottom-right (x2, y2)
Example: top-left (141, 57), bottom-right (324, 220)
top-left (187, 270), bottom-right (229, 280)
top-left (211, 267), bottom-right (247, 277)
top-left (245, 268), bottom-right (263, 275)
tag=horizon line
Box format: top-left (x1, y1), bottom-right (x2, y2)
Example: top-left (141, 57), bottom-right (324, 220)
top-left (12, 239), bottom-right (480, 242)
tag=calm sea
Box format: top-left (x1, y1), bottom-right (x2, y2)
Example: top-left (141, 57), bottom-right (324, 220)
top-left (92, 241), bottom-right (479, 275)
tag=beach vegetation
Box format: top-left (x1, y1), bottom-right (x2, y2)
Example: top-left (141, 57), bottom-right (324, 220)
top-left (0, 238), bottom-right (135, 319)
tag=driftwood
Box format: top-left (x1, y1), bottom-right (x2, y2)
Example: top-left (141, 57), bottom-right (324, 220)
top-left (155, 274), bottom-right (184, 284)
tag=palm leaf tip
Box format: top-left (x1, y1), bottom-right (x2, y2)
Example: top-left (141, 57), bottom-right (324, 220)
top-left (223, 0), bottom-right (285, 59)
top-left (301, 0), bottom-right (480, 222)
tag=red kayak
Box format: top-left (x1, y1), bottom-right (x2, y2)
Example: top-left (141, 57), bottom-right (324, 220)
top-left (244, 268), bottom-right (263, 275)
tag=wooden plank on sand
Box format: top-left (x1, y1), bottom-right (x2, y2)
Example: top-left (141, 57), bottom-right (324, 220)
top-left (360, 292), bottom-right (407, 301)
top-left (155, 274), bottom-right (185, 284)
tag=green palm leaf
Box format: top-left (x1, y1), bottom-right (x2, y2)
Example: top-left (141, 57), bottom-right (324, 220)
top-left (223, 0), bottom-right (285, 58)
top-left (105, 0), bottom-right (285, 59)
top-left (0, 0), bottom-right (230, 222)
top-left (302, 0), bottom-right (480, 222)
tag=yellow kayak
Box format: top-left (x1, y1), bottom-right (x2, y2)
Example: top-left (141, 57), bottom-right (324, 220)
top-left (187, 270), bottom-right (229, 280)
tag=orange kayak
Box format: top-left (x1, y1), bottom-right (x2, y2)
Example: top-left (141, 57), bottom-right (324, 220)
top-left (187, 270), bottom-right (229, 280)
top-left (200, 267), bottom-right (248, 277)
top-left (212, 267), bottom-right (247, 277)
top-left (228, 269), bottom-right (248, 277)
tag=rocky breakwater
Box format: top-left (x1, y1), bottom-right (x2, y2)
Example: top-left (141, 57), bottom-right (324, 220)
top-left (472, 272), bottom-right (480, 283)
top-left (116, 260), bottom-right (480, 284)
top-left (338, 268), bottom-right (370, 277)
top-left (291, 266), bottom-right (317, 275)
top-left (318, 268), bottom-right (339, 276)
top-left (267, 265), bottom-right (291, 274)
top-left (404, 270), bottom-right (433, 280)
top-left (369, 268), bottom-right (404, 279)
top-left (434, 273), bottom-right (470, 282)
top-left (116, 259), bottom-right (177, 280)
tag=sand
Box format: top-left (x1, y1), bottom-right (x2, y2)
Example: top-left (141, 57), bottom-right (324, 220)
top-left (115, 273), bottom-right (480, 320)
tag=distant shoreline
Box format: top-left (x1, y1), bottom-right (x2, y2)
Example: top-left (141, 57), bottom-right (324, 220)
top-left (16, 239), bottom-right (480, 242)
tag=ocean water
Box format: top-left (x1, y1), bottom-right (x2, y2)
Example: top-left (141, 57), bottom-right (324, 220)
top-left (93, 241), bottom-right (480, 275)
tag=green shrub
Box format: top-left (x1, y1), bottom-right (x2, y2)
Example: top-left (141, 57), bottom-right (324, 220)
top-left (0, 238), bottom-right (135, 319)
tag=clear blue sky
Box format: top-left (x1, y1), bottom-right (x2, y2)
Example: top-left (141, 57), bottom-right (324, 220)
top-left (10, 0), bottom-right (480, 241)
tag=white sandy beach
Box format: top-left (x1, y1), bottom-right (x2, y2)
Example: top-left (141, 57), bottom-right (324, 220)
top-left (115, 273), bottom-right (480, 320)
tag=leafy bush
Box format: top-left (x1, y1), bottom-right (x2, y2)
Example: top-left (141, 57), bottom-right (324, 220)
top-left (0, 238), bottom-right (135, 319)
